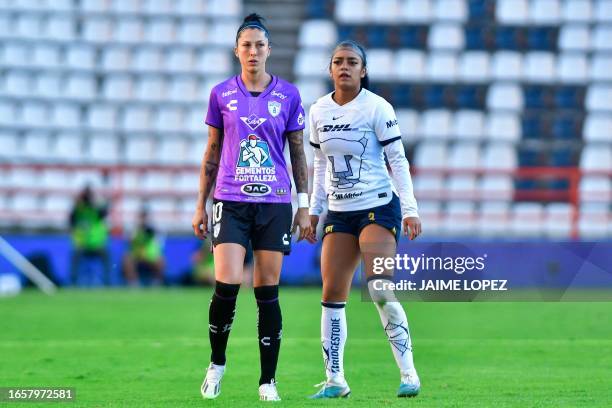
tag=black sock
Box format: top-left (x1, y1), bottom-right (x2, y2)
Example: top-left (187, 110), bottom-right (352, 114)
top-left (209, 281), bottom-right (240, 366)
top-left (255, 285), bottom-right (282, 385)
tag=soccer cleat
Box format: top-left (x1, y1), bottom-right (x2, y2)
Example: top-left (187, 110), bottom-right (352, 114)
top-left (259, 379), bottom-right (281, 401)
top-left (200, 363), bottom-right (225, 399)
top-left (309, 377), bottom-right (351, 399)
top-left (397, 371), bottom-right (420, 398)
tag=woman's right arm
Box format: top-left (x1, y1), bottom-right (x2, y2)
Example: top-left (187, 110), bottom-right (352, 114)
top-left (192, 126), bottom-right (223, 239)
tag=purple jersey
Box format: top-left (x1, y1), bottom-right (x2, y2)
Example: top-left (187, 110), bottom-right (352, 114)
top-left (205, 75), bottom-right (305, 203)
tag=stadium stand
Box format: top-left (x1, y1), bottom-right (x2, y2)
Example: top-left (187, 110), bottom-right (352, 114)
top-left (0, 0), bottom-right (610, 238)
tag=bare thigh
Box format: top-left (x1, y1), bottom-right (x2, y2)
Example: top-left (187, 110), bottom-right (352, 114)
top-left (321, 233), bottom-right (361, 302)
top-left (359, 224), bottom-right (397, 279)
top-left (213, 243), bottom-right (246, 284)
top-left (253, 250), bottom-right (283, 287)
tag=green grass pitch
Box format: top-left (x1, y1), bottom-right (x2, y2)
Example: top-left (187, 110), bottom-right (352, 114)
top-left (1, 288), bottom-right (611, 407)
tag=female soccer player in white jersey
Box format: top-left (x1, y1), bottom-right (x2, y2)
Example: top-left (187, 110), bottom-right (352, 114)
top-left (307, 40), bottom-right (422, 398)
top-left (192, 14), bottom-right (311, 401)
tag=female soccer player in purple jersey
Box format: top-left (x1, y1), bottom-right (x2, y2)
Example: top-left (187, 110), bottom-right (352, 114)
top-left (192, 14), bottom-right (311, 402)
top-left (306, 40), bottom-right (422, 398)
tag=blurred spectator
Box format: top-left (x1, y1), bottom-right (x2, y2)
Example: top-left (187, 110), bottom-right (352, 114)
top-left (69, 185), bottom-right (110, 286)
top-left (184, 240), bottom-right (254, 287)
top-left (123, 208), bottom-right (165, 286)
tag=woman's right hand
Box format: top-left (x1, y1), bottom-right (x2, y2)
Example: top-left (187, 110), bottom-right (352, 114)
top-left (192, 207), bottom-right (208, 239)
top-left (306, 215), bottom-right (319, 244)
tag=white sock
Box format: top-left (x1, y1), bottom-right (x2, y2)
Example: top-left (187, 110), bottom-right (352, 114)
top-left (320, 301), bottom-right (347, 382)
top-left (368, 279), bottom-right (415, 374)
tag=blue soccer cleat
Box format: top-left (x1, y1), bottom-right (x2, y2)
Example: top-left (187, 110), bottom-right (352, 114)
top-left (309, 378), bottom-right (351, 399)
top-left (397, 371), bottom-right (420, 398)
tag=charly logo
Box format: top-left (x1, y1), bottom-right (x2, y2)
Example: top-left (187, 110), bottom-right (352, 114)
top-left (226, 99), bottom-right (237, 111)
top-left (240, 114), bottom-right (267, 130)
top-left (268, 100), bottom-right (281, 117)
top-left (271, 90), bottom-right (287, 100)
top-left (241, 183), bottom-right (271, 197)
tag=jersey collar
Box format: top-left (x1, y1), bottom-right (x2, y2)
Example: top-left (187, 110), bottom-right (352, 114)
top-left (235, 74), bottom-right (278, 98)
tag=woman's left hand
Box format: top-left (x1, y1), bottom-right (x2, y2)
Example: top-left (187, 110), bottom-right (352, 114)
top-left (403, 217), bottom-right (422, 240)
top-left (292, 208), bottom-right (312, 242)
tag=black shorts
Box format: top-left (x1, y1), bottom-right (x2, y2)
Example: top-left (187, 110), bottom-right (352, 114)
top-left (323, 194), bottom-right (402, 242)
top-left (211, 199), bottom-right (293, 255)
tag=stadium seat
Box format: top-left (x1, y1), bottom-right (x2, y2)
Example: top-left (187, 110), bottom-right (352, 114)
top-left (66, 74), bottom-right (97, 100)
top-left (8, 167), bottom-right (39, 189)
top-left (414, 174), bottom-right (445, 200)
top-left (87, 134), bottom-right (120, 164)
top-left (125, 136), bottom-right (156, 164)
top-left (53, 132), bottom-right (84, 163)
top-left (136, 76), bottom-right (166, 101)
top-left (177, 20), bottom-right (208, 45)
top-left (146, 19), bottom-right (176, 44)
top-left (10, 194), bottom-right (41, 224)
top-left (552, 113), bottom-right (580, 140)
top-left (524, 52), bottom-right (556, 83)
top-left (82, 0), bottom-right (109, 12)
top-left (480, 175), bottom-right (514, 200)
top-left (295, 79), bottom-right (328, 106)
top-left (35, 73), bottom-right (62, 98)
top-left (294, 49), bottom-right (330, 77)
top-left (134, 47), bottom-right (163, 72)
top-left (395, 49), bottom-right (426, 80)
top-left (583, 115), bottom-right (612, 142)
top-left (511, 202), bottom-right (544, 237)
top-left (83, 17), bottom-right (113, 43)
top-left (414, 141), bottom-right (448, 169)
top-left (143, 171), bottom-right (174, 192)
top-left (209, 0), bottom-right (241, 17)
top-left (42, 194), bottom-right (73, 227)
top-left (433, 0), bottom-right (467, 22)
top-left (22, 131), bottom-right (52, 162)
top-left (371, 0), bottom-right (401, 23)
top-left (148, 197), bottom-right (179, 230)
top-left (558, 25), bottom-right (591, 51)
top-left (594, 0), bottom-right (612, 22)
top-left (396, 109), bottom-right (419, 142)
top-left (87, 104), bottom-right (117, 131)
top-left (544, 202), bottom-right (573, 238)
top-left (590, 55), bottom-right (612, 81)
top-left (155, 107), bottom-right (184, 132)
top-left (0, 102), bottom-right (17, 126)
top-left (418, 200), bottom-right (442, 235)
top-left (143, 0), bottom-right (174, 14)
top-left (167, 49), bottom-right (196, 73)
top-left (580, 144), bottom-right (612, 171)
top-left (15, 14), bottom-right (42, 39)
top-left (187, 107), bottom-right (207, 134)
top-left (448, 142), bottom-right (480, 169)
top-left (209, 20), bottom-right (240, 46)
top-left (443, 201), bottom-right (476, 235)
top-left (66, 45), bottom-right (96, 70)
top-left (477, 201), bottom-right (510, 236)
top-left (187, 137), bottom-right (207, 165)
top-left (367, 49), bottom-right (395, 80)
top-left (0, 131), bottom-right (19, 162)
top-left (429, 24), bottom-right (465, 50)
top-left (2, 43), bottom-right (29, 67)
top-left (102, 47), bottom-right (132, 72)
top-left (482, 142), bottom-right (517, 170)
top-left (578, 203), bottom-right (610, 238)
top-left (496, 0), bottom-right (528, 23)
top-left (487, 83), bottom-right (524, 111)
top-left (122, 106), bottom-right (152, 132)
top-left (453, 110), bottom-right (484, 140)
top-left (158, 138), bottom-right (189, 165)
top-left (41, 168), bottom-right (71, 190)
top-left (585, 85), bottom-right (612, 111)
top-left (299, 20), bottom-right (337, 48)
top-left (530, 0), bottom-right (561, 23)
top-left (22, 102), bottom-right (49, 128)
top-left (197, 49), bottom-right (232, 75)
top-left (72, 169), bottom-right (105, 190)
top-left (111, 0), bottom-right (141, 13)
top-left (45, 15), bottom-right (75, 40)
top-left (557, 53), bottom-right (589, 83)
top-left (458, 51), bottom-right (490, 82)
top-left (447, 174), bottom-right (477, 199)
top-left (5, 71), bottom-right (31, 96)
top-left (592, 25), bottom-right (612, 51)
top-left (561, 0), bottom-right (593, 22)
top-left (168, 77), bottom-right (198, 102)
top-left (177, 0), bottom-right (207, 15)
top-left (421, 110), bottom-right (452, 139)
top-left (51, 103), bottom-right (81, 129)
top-left (485, 113), bottom-right (521, 143)
top-left (428, 53), bottom-right (458, 82)
top-left (115, 18), bottom-right (145, 44)
top-left (580, 176), bottom-right (611, 203)
top-left (400, 0), bottom-right (433, 22)
top-left (335, 0), bottom-right (369, 23)
top-left (32, 44), bottom-right (61, 68)
top-left (492, 51), bottom-right (523, 81)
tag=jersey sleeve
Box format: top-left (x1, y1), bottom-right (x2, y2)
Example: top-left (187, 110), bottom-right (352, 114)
top-left (308, 105), bottom-right (327, 216)
top-left (308, 104), bottom-right (320, 147)
top-left (373, 99), bottom-right (402, 146)
top-left (205, 87), bottom-right (223, 129)
top-left (286, 89), bottom-right (306, 132)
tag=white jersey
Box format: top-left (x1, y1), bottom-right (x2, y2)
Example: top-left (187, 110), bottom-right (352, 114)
top-left (309, 89), bottom-right (418, 218)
